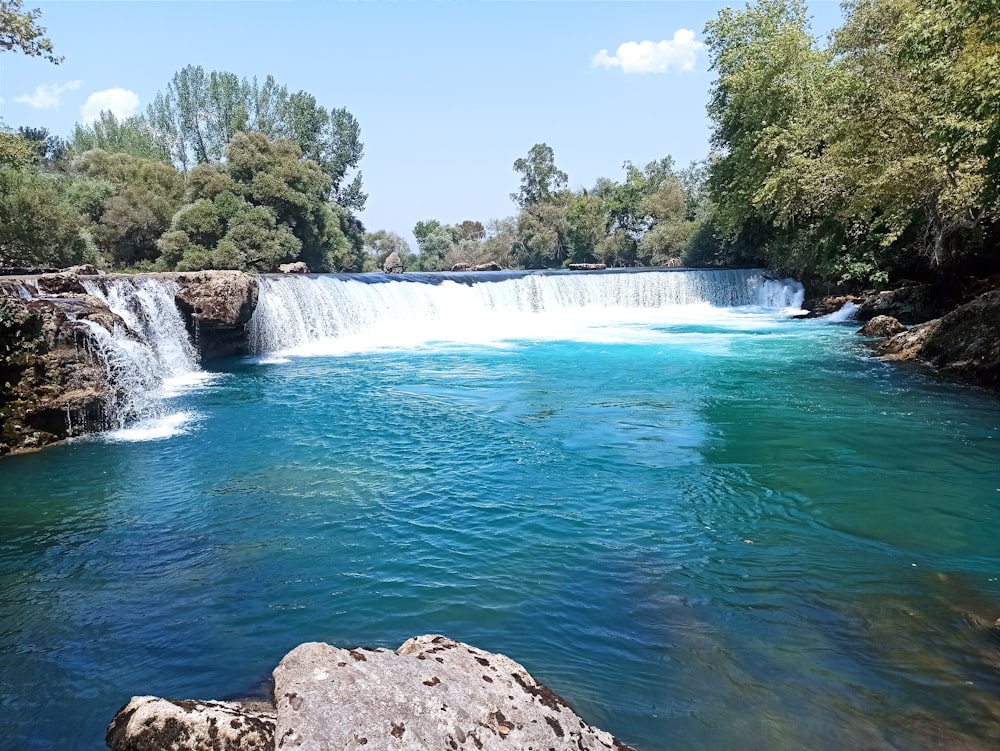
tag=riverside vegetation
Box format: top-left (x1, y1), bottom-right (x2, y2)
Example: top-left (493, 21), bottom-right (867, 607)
top-left (1, 0), bottom-right (998, 291)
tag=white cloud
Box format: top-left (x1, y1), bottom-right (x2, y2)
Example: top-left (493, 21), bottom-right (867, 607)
top-left (81, 88), bottom-right (141, 123)
top-left (14, 80), bottom-right (83, 110)
top-left (593, 29), bottom-right (705, 74)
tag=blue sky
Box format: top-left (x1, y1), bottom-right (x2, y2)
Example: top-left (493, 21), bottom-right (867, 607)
top-left (1, 0), bottom-right (844, 246)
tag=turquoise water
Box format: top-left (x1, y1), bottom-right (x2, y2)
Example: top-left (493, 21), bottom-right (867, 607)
top-left (1, 276), bottom-right (999, 750)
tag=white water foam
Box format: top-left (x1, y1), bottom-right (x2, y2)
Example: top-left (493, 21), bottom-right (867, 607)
top-left (102, 411), bottom-right (200, 443)
top-left (81, 278), bottom-right (206, 434)
top-left (824, 301), bottom-right (860, 322)
top-left (248, 269), bottom-right (806, 357)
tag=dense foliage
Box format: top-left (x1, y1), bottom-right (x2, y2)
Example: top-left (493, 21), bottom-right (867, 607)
top-left (408, 144), bottom-right (709, 272)
top-left (703, 0), bottom-right (1000, 285)
top-left (4, 0), bottom-right (996, 284)
top-left (0, 64), bottom-right (365, 272)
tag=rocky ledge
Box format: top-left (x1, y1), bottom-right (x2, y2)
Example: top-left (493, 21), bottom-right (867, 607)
top-left (106, 635), bottom-right (636, 751)
top-left (0, 280), bottom-right (118, 452)
top-left (0, 270), bottom-right (258, 454)
top-left (874, 290), bottom-right (1000, 391)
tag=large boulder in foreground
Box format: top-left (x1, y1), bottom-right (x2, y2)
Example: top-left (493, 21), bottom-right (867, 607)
top-left (173, 271), bottom-right (258, 359)
top-left (105, 636), bottom-right (635, 751)
top-left (273, 635), bottom-right (635, 751)
top-left (106, 696), bottom-right (274, 751)
top-left (878, 290), bottom-right (1000, 390)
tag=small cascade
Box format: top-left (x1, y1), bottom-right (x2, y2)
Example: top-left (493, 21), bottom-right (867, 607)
top-left (249, 268), bottom-right (805, 355)
top-left (81, 278), bottom-right (203, 429)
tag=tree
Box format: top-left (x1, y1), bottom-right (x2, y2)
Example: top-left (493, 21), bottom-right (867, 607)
top-left (0, 128), bottom-right (38, 169)
top-left (413, 219), bottom-right (457, 271)
top-left (70, 111), bottom-right (170, 162)
top-left (511, 143), bottom-right (568, 207)
top-left (0, 169), bottom-right (88, 267)
top-left (16, 126), bottom-right (66, 166)
top-left (145, 66), bottom-right (366, 209)
top-left (161, 132), bottom-right (355, 272)
top-left (71, 149), bottom-right (185, 266)
top-left (0, 0), bottom-right (61, 63)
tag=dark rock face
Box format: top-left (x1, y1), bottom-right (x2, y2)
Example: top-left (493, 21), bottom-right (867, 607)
top-left (569, 263), bottom-right (608, 271)
top-left (273, 636), bottom-right (636, 751)
top-left (106, 697), bottom-right (274, 751)
top-left (383, 251), bottom-right (404, 274)
top-left (858, 315), bottom-right (907, 338)
top-left (878, 290), bottom-right (1000, 389)
top-left (472, 262), bottom-right (503, 272)
top-left (173, 271), bottom-right (259, 359)
top-left (451, 262), bottom-right (472, 272)
top-left (855, 282), bottom-right (964, 324)
top-left (1, 281), bottom-right (118, 454)
top-left (278, 262), bottom-right (309, 274)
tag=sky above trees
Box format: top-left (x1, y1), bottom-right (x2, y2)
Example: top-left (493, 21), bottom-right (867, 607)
top-left (1, 1), bottom-right (844, 242)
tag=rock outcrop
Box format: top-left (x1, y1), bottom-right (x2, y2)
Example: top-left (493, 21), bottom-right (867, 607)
top-left (173, 270), bottom-right (259, 359)
top-left (278, 262), bottom-right (310, 274)
top-left (877, 290), bottom-right (1000, 389)
top-left (0, 280), bottom-right (119, 453)
top-left (858, 315), bottom-right (906, 338)
top-left (569, 263), bottom-right (608, 271)
top-left (855, 281), bottom-right (966, 324)
top-left (1, 270), bottom-right (261, 454)
top-left (383, 251), bottom-right (404, 274)
top-left (106, 636), bottom-right (636, 751)
top-left (106, 696), bottom-right (274, 751)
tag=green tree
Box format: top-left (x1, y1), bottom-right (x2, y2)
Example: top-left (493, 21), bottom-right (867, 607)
top-left (71, 149), bottom-right (185, 266)
top-left (162, 132), bottom-right (355, 272)
top-left (0, 127), bottom-right (38, 169)
top-left (0, 169), bottom-right (88, 267)
top-left (413, 219), bottom-right (457, 271)
top-left (0, 0), bottom-right (61, 63)
top-left (511, 143), bottom-right (568, 207)
top-left (70, 111), bottom-right (170, 162)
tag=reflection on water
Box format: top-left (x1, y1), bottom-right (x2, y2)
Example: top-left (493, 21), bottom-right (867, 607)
top-left (1, 312), bottom-right (998, 751)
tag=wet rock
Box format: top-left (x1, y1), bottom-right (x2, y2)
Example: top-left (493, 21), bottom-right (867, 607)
top-left (106, 696), bottom-right (275, 751)
top-left (173, 271), bottom-right (258, 359)
top-left (472, 261), bottom-right (504, 272)
top-left (1, 286), bottom-right (117, 454)
top-left (278, 262), bottom-right (310, 274)
top-left (855, 283), bottom-right (962, 324)
top-left (37, 272), bottom-right (86, 295)
top-left (858, 315), bottom-right (907, 338)
top-left (877, 290), bottom-right (1000, 390)
top-left (273, 635), bottom-right (636, 751)
top-left (383, 251), bottom-right (404, 274)
top-left (569, 263), bottom-right (607, 271)
top-left (451, 262), bottom-right (471, 271)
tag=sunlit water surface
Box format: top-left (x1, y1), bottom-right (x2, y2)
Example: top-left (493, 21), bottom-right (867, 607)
top-left (1, 297), bottom-right (998, 750)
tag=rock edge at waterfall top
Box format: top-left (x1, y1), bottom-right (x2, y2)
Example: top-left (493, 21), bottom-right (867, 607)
top-left (106, 635), bottom-right (637, 751)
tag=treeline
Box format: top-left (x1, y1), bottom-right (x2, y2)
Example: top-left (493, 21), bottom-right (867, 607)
top-left (390, 143), bottom-right (713, 273)
top-left (702, 0), bottom-right (1000, 286)
top-left (0, 65), bottom-right (366, 272)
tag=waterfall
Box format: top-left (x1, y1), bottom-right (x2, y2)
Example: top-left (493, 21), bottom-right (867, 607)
top-left (81, 278), bottom-right (203, 430)
top-left (249, 268), bottom-right (805, 355)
